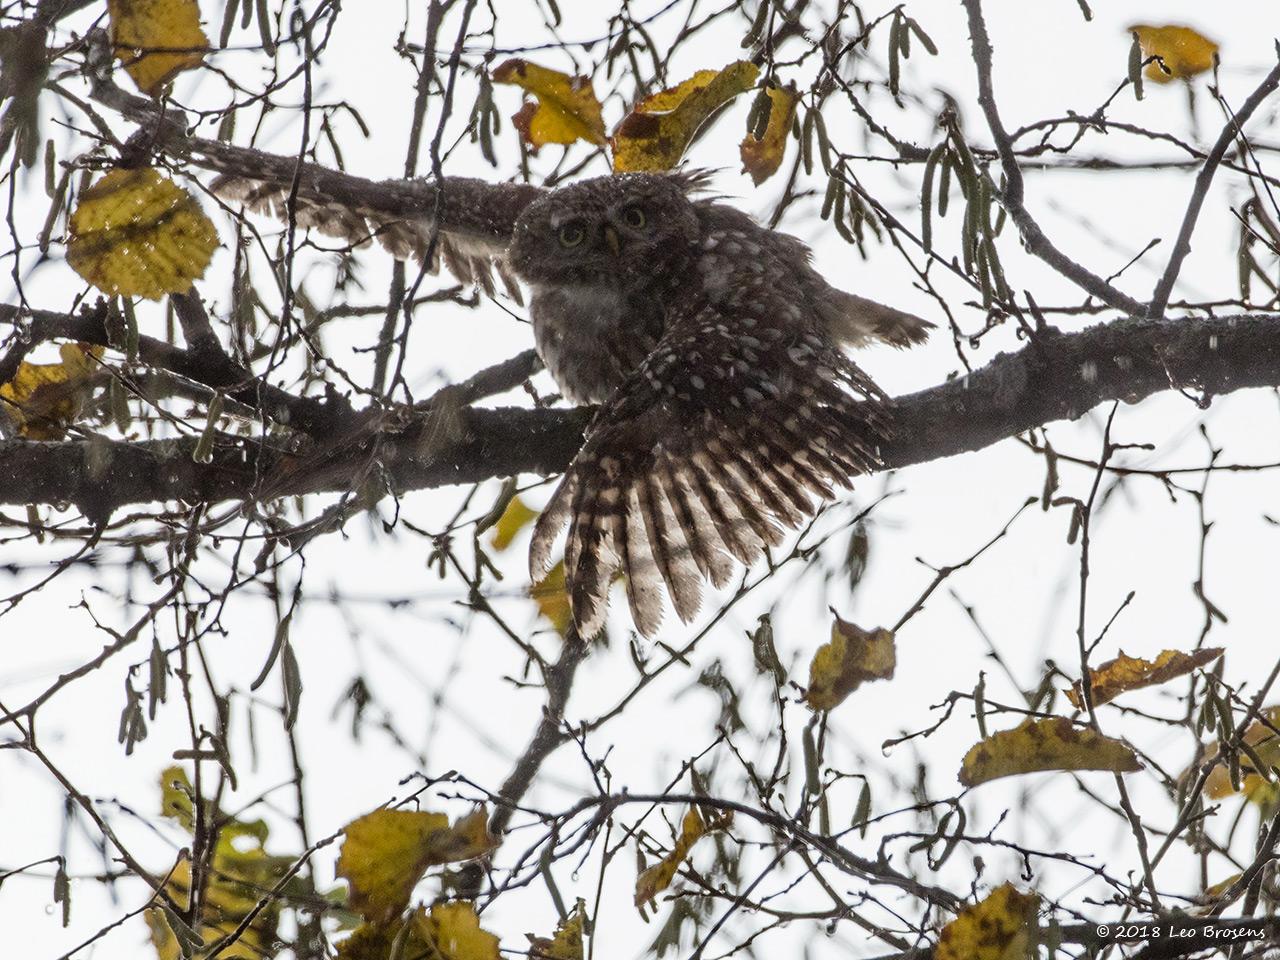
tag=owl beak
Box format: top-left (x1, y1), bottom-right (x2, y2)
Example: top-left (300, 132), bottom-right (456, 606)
top-left (603, 224), bottom-right (622, 256)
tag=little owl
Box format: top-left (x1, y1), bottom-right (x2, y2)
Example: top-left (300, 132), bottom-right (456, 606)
top-left (215, 166), bottom-right (932, 637)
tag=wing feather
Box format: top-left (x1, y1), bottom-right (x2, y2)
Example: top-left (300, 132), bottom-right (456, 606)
top-left (564, 474), bottom-right (621, 639)
top-left (660, 455), bottom-right (736, 590)
top-left (530, 471), bottom-right (576, 581)
top-left (638, 473), bottom-right (704, 623)
top-left (212, 173), bottom-right (540, 304)
top-left (531, 300), bottom-right (890, 638)
top-left (621, 487), bottom-right (666, 637)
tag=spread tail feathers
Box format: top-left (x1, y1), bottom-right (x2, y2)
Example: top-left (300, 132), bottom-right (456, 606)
top-left (529, 328), bottom-right (888, 638)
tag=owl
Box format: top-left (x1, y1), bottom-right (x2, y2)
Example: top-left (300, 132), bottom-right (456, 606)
top-left (215, 167), bottom-right (932, 637)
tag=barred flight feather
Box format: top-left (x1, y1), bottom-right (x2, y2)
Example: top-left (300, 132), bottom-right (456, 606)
top-left (212, 173), bottom-right (527, 303)
top-left (530, 301), bottom-right (890, 639)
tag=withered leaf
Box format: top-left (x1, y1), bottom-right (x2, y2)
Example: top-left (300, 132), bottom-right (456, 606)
top-left (67, 168), bottom-right (218, 300)
top-left (740, 83), bottom-right (800, 185)
top-left (959, 717), bottom-right (1141, 787)
top-left (612, 61), bottom-right (759, 172)
top-left (936, 883), bottom-right (1039, 960)
top-left (1067, 647), bottom-right (1224, 708)
top-left (805, 615), bottom-right (896, 711)
top-left (0, 342), bottom-right (103, 439)
top-left (493, 59), bottom-right (605, 150)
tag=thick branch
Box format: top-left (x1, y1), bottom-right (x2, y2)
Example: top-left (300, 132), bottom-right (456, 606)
top-left (0, 301), bottom-right (351, 436)
top-left (0, 313), bottom-right (1276, 517)
top-left (488, 629), bottom-right (588, 837)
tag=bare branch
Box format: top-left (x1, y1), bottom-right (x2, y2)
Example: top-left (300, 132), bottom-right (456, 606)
top-left (961, 0), bottom-right (1148, 315)
top-left (1148, 55), bottom-right (1280, 317)
top-left (1, 311), bottom-right (1276, 517)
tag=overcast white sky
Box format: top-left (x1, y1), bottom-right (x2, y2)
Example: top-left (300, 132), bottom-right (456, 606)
top-left (3, 1), bottom-right (1280, 957)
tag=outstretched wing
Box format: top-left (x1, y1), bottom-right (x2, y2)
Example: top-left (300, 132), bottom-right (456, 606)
top-left (529, 299), bottom-right (889, 638)
top-left (213, 167), bottom-right (543, 301)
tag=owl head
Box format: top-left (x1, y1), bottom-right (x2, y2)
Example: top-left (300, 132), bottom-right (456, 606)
top-left (508, 172), bottom-right (705, 289)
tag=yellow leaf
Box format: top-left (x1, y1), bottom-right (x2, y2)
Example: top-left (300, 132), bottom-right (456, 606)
top-left (1202, 872), bottom-right (1244, 907)
top-left (612, 61), bottom-right (761, 172)
top-left (958, 717), bottom-right (1142, 788)
top-left (936, 884), bottom-right (1039, 960)
top-left (67, 168), bottom-right (218, 300)
top-left (531, 560), bottom-right (572, 635)
top-left (148, 857), bottom-right (280, 960)
top-left (805, 615), bottom-right (896, 711)
top-left (426, 808), bottom-right (500, 864)
top-left (528, 899), bottom-right (586, 960)
top-left (1066, 647), bottom-right (1223, 708)
top-left (335, 915), bottom-right (432, 960)
top-left (1129, 24), bottom-right (1218, 83)
top-left (0, 342), bottom-right (103, 439)
top-left (1200, 705), bottom-right (1280, 802)
top-left (336, 807), bottom-right (497, 922)
top-left (158, 764), bottom-right (195, 831)
top-left (107, 0), bottom-right (208, 96)
top-left (492, 59), bottom-right (606, 150)
top-left (740, 84), bottom-right (800, 185)
top-left (145, 768), bottom-right (291, 960)
top-left (416, 902), bottom-right (501, 960)
top-left (635, 806), bottom-right (732, 907)
top-left (336, 809), bottom-right (444, 920)
top-left (490, 495), bottom-right (538, 552)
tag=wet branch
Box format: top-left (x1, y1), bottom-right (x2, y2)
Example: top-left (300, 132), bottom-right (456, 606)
top-left (1, 310), bottom-right (1277, 518)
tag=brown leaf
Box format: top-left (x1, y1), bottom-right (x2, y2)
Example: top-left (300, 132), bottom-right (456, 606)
top-left (1067, 647), bottom-right (1223, 708)
top-left (0, 342), bottom-right (103, 439)
top-left (958, 717), bottom-right (1142, 788)
top-left (740, 84), bottom-right (800, 185)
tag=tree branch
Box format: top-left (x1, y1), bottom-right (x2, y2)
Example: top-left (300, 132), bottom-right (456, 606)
top-left (1, 312), bottom-right (1276, 518)
top-left (0, 301), bottom-right (352, 437)
top-left (487, 628), bottom-right (589, 838)
top-left (1147, 55), bottom-right (1280, 317)
top-left (961, 0), bottom-right (1148, 315)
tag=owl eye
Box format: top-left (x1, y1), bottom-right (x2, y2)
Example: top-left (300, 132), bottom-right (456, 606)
top-left (621, 206), bottom-right (647, 229)
top-left (558, 223), bottom-right (585, 248)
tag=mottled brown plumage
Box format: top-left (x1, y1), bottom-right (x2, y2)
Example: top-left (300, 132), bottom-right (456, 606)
top-left (214, 168), bottom-right (932, 637)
